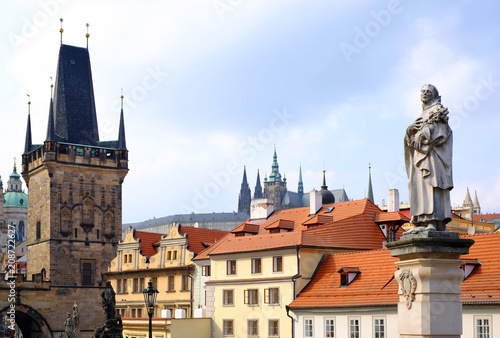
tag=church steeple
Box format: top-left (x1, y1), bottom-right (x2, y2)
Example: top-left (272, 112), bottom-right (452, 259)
top-left (463, 187), bottom-right (472, 207)
top-left (367, 164), bottom-right (374, 202)
top-left (238, 166), bottom-right (251, 215)
top-left (254, 169), bottom-right (263, 199)
top-left (298, 164), bottom-right (304, 197)
top-left (23, 97), bottom-right (32, 155)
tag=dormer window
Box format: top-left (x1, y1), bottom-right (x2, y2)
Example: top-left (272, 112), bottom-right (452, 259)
top-left (462, 259), bottom-right (481, 279)
top-left (265, 219), bottom-right (294, 233)
top-left (337, 267), bottom-right (361, 287)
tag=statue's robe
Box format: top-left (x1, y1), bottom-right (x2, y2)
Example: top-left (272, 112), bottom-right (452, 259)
top-left (405, 102), bottom-right (453, 227)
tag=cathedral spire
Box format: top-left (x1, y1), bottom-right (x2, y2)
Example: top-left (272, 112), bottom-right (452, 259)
top-left (23, 95), bottom-right (32, 155)
top-left (367, 164), bottom-right (374, 202)
top-left (117, 91), bottom-right (127, 150)
top-left (238, 166), bottom-right (251, 215)
top-left (254, 169), bottom-right (263, 199)
top-left (267, 145), bottom-right (282, 183)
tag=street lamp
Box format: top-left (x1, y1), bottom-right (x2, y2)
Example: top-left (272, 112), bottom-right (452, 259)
top-left (143, 279), bottom-right (159, 338)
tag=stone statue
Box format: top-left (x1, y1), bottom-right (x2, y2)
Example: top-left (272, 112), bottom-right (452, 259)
top-left (404, 84), bottom-right (453, 232)
top-left (72, 302), bottom-right (80, 338)
top-left (65, 313), bottom-right (75, 338)
top-left (101, 281), bottom-right (116, 321)
top-left (93, 281), bottom-right (123, 338)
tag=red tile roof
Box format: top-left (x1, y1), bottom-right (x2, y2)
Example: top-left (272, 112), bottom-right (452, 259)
top-left (264, 219), bottom-right (295, 230)
top-left (472, 213), bottom-right (500, 222)
top-left (374, 211), bottom-right (410, 223)
top-left (196, 199), bottom-right (398, 258)
top-left (289, 231), bottom-right (500, 309)
top-left (134, 231), bottom-right (163, 258)
top-left (231, 222), bottom-right (260, 234)
top-left (134, 226), bottom-right (228, 258)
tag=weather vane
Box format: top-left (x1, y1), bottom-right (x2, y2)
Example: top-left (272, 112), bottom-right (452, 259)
top-left (60, 18), bottom-right (64, 45)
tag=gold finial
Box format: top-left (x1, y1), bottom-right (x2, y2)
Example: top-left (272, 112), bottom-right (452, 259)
top-left (50, 77), bottom-right (54, 99)
top-left (86, 23), bottom-right (90, 49)
top-left (60, 18), bottom-right (64, 45)
top-left (120, 88), bottom-right (124, 110)
top-left (13, 157), bottom-right (17, 169)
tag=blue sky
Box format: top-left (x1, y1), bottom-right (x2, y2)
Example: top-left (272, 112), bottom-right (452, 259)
top-left (1, 0), bottom-right (499, 223)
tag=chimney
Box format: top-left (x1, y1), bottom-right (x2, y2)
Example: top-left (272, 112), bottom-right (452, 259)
top-left (250, 198), bottom-right (274, 220)
top-left (310, 189), bottom-right (322, 215)
top-left (388, 189), bottom-right (399, 212)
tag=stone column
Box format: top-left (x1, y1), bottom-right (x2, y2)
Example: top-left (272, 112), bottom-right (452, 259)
top-left (386, 231), bottom-right (474, 338)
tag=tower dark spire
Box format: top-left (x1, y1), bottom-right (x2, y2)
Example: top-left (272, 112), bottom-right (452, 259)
top-left (238, 166), bottom-right (251, 215)
top-left (46, 98), bottom-right (56, 142)
top-left (117, 92), bottom-right (127, 150)
top-left (298, 164), bottom-right (304, 197)
top-left (254, 169), bottom-right (263, 199)
top-left (367, 164), bottom-right (374, 202)
top-left (23, 96), bottom-right (32, 155)
top-left (52, 44), bottom-right (99, 146)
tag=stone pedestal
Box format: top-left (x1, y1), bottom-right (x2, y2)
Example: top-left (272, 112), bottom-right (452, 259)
top-left (386, 231), bottom-right (474, 338)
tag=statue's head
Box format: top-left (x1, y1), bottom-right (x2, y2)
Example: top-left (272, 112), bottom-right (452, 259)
top-left (421, 84), bottom-right (440, 105)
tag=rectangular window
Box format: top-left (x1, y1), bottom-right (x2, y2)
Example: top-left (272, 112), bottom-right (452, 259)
top-left (81, 260), bottom-right (94, 285)
top-left (304, 318), bottom-right (314, 338)
top-left (248, 319), bottom-right (258, 336)
top-left (172, 250), bottom-right (178, 260)
top-left (133, 278), bottom-right (139, 292)
top-left (128, 254), bottom-right (132, 263)
top-left (251, 258), bottom-right (262, 274)
top-left (124, 254), bottom-right (128, 264)
top-left (227, 260), bottom-right (236, 275)
top-left (476, 317), bottom-right (490, 338)
top-left (151, 277), bottom-right (158, 290)
top-left (325, 318), bottom-right (335, 337)
top-left (168, 275), bottom-right (175, 291)
top-left (223, 289), bottom-right (234, 306)
top-left (137, 308), bottom-right (143, 318)
top-left (223, 319), bottom-right (234, 336)
top-left (202, 265), bottom-right (211, 276)
top-left (36, 221), bottom-right (41, 240)
top-left (182, 275), bottom-right (189, 291)
top-left (139, 277), bottom-right (145, 292)
top-left (273, 256), bottom-right (283, 272)
top-left (131, 308), bottom-right (136, 318)
top-left (244, 289), bottom-right (258, 305)
top-left (373, 317), bottom-right (385, 338)
top-left (75, 228), bottom-right (78, 238)
top-left (264, 288), bottom-right (279, 305)
top-left (349, 318), bottom-right (360, 338)
top-left (269, 319), bottom-right (279, 337)
top-left (167, 251), bottom-right (172, 260)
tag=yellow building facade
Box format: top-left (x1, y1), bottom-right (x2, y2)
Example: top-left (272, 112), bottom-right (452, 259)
top-left (106, 223), bottom-right (227, 327)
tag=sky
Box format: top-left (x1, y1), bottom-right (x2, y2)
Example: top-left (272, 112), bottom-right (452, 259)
top-left (1, 0), bottom-right (500, 223)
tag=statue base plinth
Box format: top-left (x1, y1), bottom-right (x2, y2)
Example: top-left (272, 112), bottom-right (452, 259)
top-left (386, 231), bottom-right (474, 338)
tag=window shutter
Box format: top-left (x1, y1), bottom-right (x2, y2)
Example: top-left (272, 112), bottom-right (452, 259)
top-left (244, 289), bottom-right (249, 304)
top-left (264, 288), bottom-right (270, 304)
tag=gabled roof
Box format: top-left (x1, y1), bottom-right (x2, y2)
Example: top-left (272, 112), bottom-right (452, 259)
top-left (196, 199), bottom-right (395, 258)
top-left (289, 231), bottom-right (500, 309)
top-left (231, 223), bottom-right (260, 234)
top-left (134, 227), bottom-right (228, 258)
top-left (303, 214), bottom-right (333, 226)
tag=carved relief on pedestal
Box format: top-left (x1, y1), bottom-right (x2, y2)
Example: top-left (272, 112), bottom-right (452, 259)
top-left (399, 269), bottom-right (417, 309)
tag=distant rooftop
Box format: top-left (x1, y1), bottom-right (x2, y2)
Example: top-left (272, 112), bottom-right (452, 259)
top-left (123, 211), bottom-right (250, 230)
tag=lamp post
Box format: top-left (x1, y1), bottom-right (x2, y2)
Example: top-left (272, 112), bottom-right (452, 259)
top-left (143, 279), bottom-right (159, 338)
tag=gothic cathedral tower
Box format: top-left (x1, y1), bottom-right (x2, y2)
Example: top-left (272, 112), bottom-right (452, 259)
top-left (22, 44), bottom-right (128, 286)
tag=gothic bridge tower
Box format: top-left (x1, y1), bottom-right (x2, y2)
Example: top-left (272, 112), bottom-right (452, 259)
top-left (22, 43), bottom-right (128, 287)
